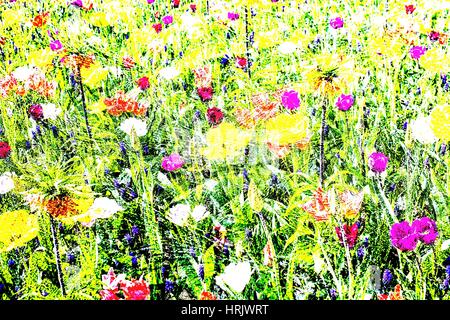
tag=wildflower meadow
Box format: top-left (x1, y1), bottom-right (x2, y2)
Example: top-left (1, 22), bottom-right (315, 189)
top-left (0, 0), bottom-right (449, 301)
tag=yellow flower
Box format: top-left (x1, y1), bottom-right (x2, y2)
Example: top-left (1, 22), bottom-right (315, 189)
top-left (430, 105), bottom-right (450, 141)
top-left (202, 122), bottom-right (252, 160)
top-left (81, 61), bottom-right (109, 88)
top-left (421, 48), bottom-right (450, 74)
top-left (88, 100), bottom-right (108, 114)
top-left (87, 12), bottom-right (110, 27)
top-left (0, 210), bottom-right (39, 253)
top-left (264, 113), bottom-right (309, 146)
top-left (303, 53), bottom-right (358, 97)
top-left (28, 49), bottom-right (57, 70)
top-left (1, 9), bottom-right (26, 27)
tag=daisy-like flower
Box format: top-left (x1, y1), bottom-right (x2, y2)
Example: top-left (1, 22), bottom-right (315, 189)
top-left (41, 103), bottom-right (62, 120)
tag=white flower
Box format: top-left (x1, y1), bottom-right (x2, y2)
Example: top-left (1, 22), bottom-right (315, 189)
top-left (76, 197), bottom-right (124, 227)
top-left (107, 66), bottom-right (123, 77)
top-left (410, 115), bottom-right (437, 144)
top-left (12, 66), bottom-right (37, 82)
top-left (41, 103), bottom-right (62, 120)
top-left (278, 42), bottom-right (297, 55)
top-left (87, 197), bottom-right (124, 219)
top-left (168, 204), bottom-right (191, 226)
top-left (191, 205), bottom-right (209, 222)
top-left (216, 261), bottom-right (252, 293)
top-left (120, 118), bottom-right (148, 137)
top-left (159, 66), bottom-right (180, 80)
top-left (0, 172), bottom-right (15, 194)
top-left (157, 171), bottom-right (173, 187)
top-left (204, 179), bottom-right (218, 191)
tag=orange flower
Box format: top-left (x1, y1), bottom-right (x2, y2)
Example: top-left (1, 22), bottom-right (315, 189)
top-left (104, 91), bottom-right (147, 116)
top-left (62, 54), bottom-right (95, 76)
top-left (199, 291), bottom-right (217, 300)
top-left (252, 93), bottom-right (278, 121)
top-left (122, 56), bottom-right (136, 69)
top-left (378, 284), bottom-right (404, 300)
top-left (234, 108), bottom-right (255, 129)
top-left (263, 241), bottom-right (274, 267)
top-left (267, 142), bottom-right (291, 158)
top-left (295, 135), bottom-right (311, 151)
top-left (45, 196), bottom-right (78, 218)
top-left (32, 12), bottom-right (49, 28)
top-left (193, 66), bottom-right (212, 88)
top-left (301, 188), bottom-right (331, 221)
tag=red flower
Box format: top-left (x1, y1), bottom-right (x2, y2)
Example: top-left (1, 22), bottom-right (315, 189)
top-left (137, 76), bottom-right (150, 90)
top-left (29, 104), bottom-right (44, 121)
top-left (405, 5), bottom-right (416, 14)
top-left (197, 87), bottom-right (213, 102)
top-left (199, 291), bottom-right (217, 300)
top-left (236, 57), bottom-right (247, 68)
top-left (206, 107), bottom-right (224, 125)
top-left (152, 23), bottom-right (162, 33)
top-left (32, 12), bottom-right (49, 27)
top-left (335, 223), bottom-right (359, 249)
top-left (173, 0), bottom-right (180, 8)
top-left (190, 4), bottom-right (197, 12)
top-left (378, 284), bottom-right (404, 300)
top-left (429, 31), bottom-right (440, 42)
top-left (99, 289), bottom-right (120, 300)
top-left (0, 141), bottom-right (11, 159)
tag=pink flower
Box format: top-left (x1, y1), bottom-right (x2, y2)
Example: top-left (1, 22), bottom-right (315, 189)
top-left (162, 154), bottom-right (184, 171)
top-left (412, 217), bottom-right (438, 245)
top-left (197, 87), bottom-right (213, 101)
top-left (335, 223), bottom-right (358, 249)
top-left (228, 12), bottom-right (240, 21)
top-left (368, 152), bottom-right (389, 173)
top-left (335, 94), bottom-right (354, 111)
top-left (409, 46), bottom-right (426, 60)
top-left (50, 40), bottom-right (63, 51)
top-left (162, 15), bottom-right (173, 25)
top-left (99, 289), bottom-right (120, 300)
top-left (137, 76), bottom-right (150, 90)
top-left (405, 4), bottom-right (416, 14)
top-left (330, 17), bottom-right (344, 29)
top-left (390, 221), bottom-right (419, 251)
top-left (281, 90), bottom-right (300, 110)
top-left (121, 278), bottom-right (151, 300)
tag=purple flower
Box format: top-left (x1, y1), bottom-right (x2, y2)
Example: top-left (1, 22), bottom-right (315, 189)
top-left (368, 152), bottom-right (389, 173)
top-left (281, 90), bottom-right (300, 110)
top-left (335, 94), bottom-right (354, 111)
top-left (412, 217), bottom-right (438, 245)
top-left (330, 17), bottom-right (344, 29)
top-left (162, 15), bottom-right (173, 25)
top-left (147, 0), bottom-right (155, 3)
top-left (161, 153), bottom-right (184, 171)
top-left (382, 269), bottom-right (393, 286)
top-left (409, 46), bottom-right (426, 60)
top-left (390, 221), bottom-right (419, 251)
top-left (50, 40), bottom-right (63, 51)
top-left (71, 0), bottom-right (83, 7)
top-left (228, 12), bottom-right (240, 21)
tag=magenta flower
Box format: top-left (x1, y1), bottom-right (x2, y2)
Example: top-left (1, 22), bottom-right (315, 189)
top-left (412, 217), bottom-right (438, 245)
top-left (228, 12), bottom-right (240, 21)
top-left (390, 221), bottom-right (419, 251)
top-left (368, 152), bottom-right (389, 173)
top-left (281, 90), bottom-right (300, 110)
top-left (71, 0), bottom-right (83, 7)
top-left (330, 17), bottom-right (344, 29)
top-left (162, 15), bottom-right (173, 25)
top-left (409, 46), bottom-right (426, 60)
top-left (335, 94), bottom-right (354, 111)
top-left (147, 0), bottom-right (155, 3)
top-left (162, 154), bottom-right (184, 171)
top-left (50, 40), bottom-right (63, 51)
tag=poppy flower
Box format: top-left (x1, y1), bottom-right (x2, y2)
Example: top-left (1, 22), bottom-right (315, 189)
top-left (172, 0), bottom-right (180, 8)
top-left (206, 107), bottom-right (224, 125)
top-left (162, 15), bottom-right (173, 25)
top-left (32, 12), bottom-right (49, 27)
top-left (335, 94), bottom-right (354, 111)
top-left (190, 4), bottom-right (197, 12)
top-left (199, 291), bottom-right (217, 300)
top-left (429, 31), bottom-right (440, 42)
top-left (378, 284), bottom-right (404, 300)
top-left (236, 57), bottom-right (247, 68)
top-left (335, 223), bottom-right (359, 249)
